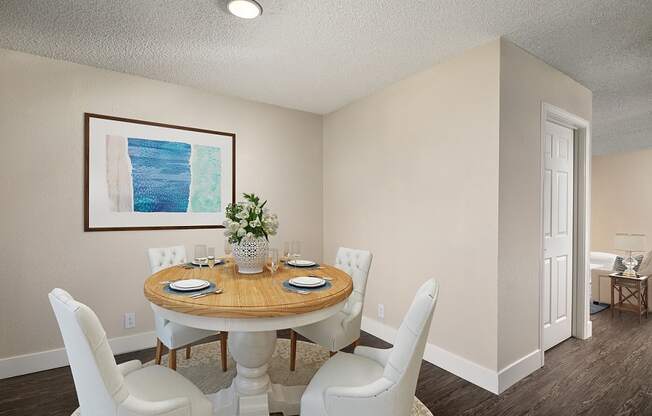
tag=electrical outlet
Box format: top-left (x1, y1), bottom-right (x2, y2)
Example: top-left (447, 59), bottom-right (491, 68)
top-left (124, 312), bottom-right (136, 329)
top-left (378, 304), bottom-right (385, 320)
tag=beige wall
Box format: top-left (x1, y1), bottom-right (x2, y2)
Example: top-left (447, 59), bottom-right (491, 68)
top-left (322, 38), bottom-right (593, 375)
top-left (0, 48), bottom-right (323, 359)
top-left (497, 39), bottom-right (592, 369)
top-left (592, 149), bottom-right (652, 252)
top-left (323, 41), bottom-right (501, 370)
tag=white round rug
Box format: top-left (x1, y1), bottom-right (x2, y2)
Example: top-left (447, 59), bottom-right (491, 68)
top-left (73, 339), bottom-right (433, 415)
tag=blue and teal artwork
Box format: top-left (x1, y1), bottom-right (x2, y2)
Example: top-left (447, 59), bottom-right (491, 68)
top-left (105, 136), bottom-right (221, 213)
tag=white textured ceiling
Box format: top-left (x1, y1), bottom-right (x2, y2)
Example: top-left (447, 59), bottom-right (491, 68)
top-left (0, 0), bottom-right (650, 153)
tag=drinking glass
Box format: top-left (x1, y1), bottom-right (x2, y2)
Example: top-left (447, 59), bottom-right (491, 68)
top-left (194, 244), bottom-right (207, 267)
top-left (282, 241), bottom-right (291, 262)
top-left (268, 248), bottom-right (280, 274)
top-left (224, 241), bottom-right (232, 256)
top-left (207, 247), bottom-right (216, 268)
top-left (291, 241), bottom-right (301, 263)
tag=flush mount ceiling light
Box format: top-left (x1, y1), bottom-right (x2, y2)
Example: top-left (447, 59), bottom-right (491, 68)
top-left (227, 0), bottom-right (262, 19)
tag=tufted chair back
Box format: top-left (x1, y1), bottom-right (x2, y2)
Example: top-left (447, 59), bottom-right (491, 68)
top-left (383, 279), bottom-right (438, 414)
top-left (148, 245), bottom-right (187, 274)
top-left (334, 247), bottom-right (373, 311)
top-left (147, 246), bottom-right (188, 337)
top-left (49, 289), bottom-right (128, 416)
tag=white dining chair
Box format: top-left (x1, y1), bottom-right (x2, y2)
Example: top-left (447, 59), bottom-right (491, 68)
top-left (49, 288), bottom-right (212, 416)
top-left (300, 279), bottom-right (439, 416)
top-left (148, 246), bottom-right (227, 371)
top-left (290, 247), bottom-right (373, 370)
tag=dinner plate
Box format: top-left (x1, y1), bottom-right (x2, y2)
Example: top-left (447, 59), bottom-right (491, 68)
top-left (191, 258), bottom-right (224, 266)
top-left (287, 259), bottom-right (317, 267)
top-left (169, 279), bottom-right (210, 292)
top-left (289, 276), bottom-right (326, 288)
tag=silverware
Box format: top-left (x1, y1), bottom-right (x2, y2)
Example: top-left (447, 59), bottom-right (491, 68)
top-left (190, 289), bottom-right (223, 298)
top-left (308, 275), bottom-right (332, 281)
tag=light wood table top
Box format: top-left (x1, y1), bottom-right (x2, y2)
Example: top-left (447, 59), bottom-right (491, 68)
top-left (144, 260), bottom-right (353, 319)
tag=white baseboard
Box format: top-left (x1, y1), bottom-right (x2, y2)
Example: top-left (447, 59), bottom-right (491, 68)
top-left (497, 349), bottom-right (541, 393)
top-left (362, 316), bottom-right (499, 394)
top-left (361, 316), bottom-right (542, 395)
top-left (0, 331), bottom-right (156, 380)
top-left (423, 342), bottom-right (499, 394)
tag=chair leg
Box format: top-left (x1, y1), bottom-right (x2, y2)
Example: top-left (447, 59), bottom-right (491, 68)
top-left (290, 330), bottom-right (297, 371)
top-left (155, 339), bottom-right (163, 365)
top-left (220, 332), bottom-right (228, 372)
top-left (185, 345), bottom-right (191, 359)
top-left (352, 339), bottom-right (359, 349)
top-left (330, 351), bottom-right (337, 357)
top-left (169, 348), bottom-right (177, 370)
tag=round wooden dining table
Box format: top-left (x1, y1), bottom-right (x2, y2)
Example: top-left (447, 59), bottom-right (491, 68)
top-left (144, 260), bottom-right (353, 416)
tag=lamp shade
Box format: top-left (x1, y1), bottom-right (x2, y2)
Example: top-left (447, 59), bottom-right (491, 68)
top-left (614, 233), bottom-right (647, 252)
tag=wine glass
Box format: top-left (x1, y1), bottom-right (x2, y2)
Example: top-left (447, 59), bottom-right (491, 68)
top-left (291, 241), bottom-right (301, 264)
top-left (268, 248), bottom-right (279, 274)
top-left (194, 244), bottom-right (207, 267)
top-left (224, 241), bottom-right (232, 256)
top-left (207, 247), bottom-right (216, 268)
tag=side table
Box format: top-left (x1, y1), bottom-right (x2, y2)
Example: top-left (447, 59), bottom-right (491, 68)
top-left (609, 273), bottom-right (649, 323)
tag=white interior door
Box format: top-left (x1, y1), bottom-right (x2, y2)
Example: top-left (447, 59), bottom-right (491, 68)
top-left (543, 121), bottom-right (574, 351)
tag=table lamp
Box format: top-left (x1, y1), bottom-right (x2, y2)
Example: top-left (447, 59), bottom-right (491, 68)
top-left (614, 233), bottom-right (647, 277)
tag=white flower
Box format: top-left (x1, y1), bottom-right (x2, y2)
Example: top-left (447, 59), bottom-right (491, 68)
top-left (227, 193), bottom-right (278, 242)
top-left (236, 204), bottom-right (249, 219)
top-left (263, 214), bottom-right (274, 224)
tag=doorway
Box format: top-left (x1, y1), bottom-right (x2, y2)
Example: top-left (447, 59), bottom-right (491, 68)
top-left (539, 103), bottom-right (592, 357)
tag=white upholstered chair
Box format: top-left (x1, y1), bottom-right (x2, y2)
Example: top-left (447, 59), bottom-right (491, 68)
top-left (300, 279), bottom-right (439, 416)
top-left (290, 247), bottom-right (373, 370)
top-left (148, 246), bottom-right (227, 371)
top-left (49, 288), bottom-right (212, 416)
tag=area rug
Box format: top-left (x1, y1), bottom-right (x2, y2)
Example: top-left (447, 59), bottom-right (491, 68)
top-left (591, 301), bottom-right (610, 315)
top-left (72, 339), bottom-right (432, 415)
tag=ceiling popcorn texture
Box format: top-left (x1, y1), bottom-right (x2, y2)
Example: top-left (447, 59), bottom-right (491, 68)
top-left (0, 0), bottom-right (650, 153)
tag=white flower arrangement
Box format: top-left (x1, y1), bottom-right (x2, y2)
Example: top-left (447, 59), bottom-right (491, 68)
top-left (223, 193), bottom-right (279, 244)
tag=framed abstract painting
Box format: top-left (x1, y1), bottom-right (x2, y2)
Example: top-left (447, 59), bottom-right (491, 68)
top-left (84, 113), bottom-right (235, 231)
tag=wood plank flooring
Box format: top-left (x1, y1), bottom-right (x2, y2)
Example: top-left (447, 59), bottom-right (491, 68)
top-left (1, 309), bottom-right (650, 415)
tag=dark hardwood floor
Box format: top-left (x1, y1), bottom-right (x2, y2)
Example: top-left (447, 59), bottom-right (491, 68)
top-left (1, 309), bottom-right (650, 415)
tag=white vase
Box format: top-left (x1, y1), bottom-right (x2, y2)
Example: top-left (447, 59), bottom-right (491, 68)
top-left (232, 237), bottom-right (269, 274)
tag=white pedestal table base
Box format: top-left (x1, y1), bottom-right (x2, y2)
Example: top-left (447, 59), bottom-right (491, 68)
top-left (207, 330), bottom-right (306, 416)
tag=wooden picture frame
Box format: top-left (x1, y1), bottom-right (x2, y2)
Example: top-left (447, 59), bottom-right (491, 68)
top-left (84, 113), bottom-right (235, 231)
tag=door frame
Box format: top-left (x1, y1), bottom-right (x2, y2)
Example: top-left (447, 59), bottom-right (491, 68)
top-left (539, 102), bottom-right (591, 365)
